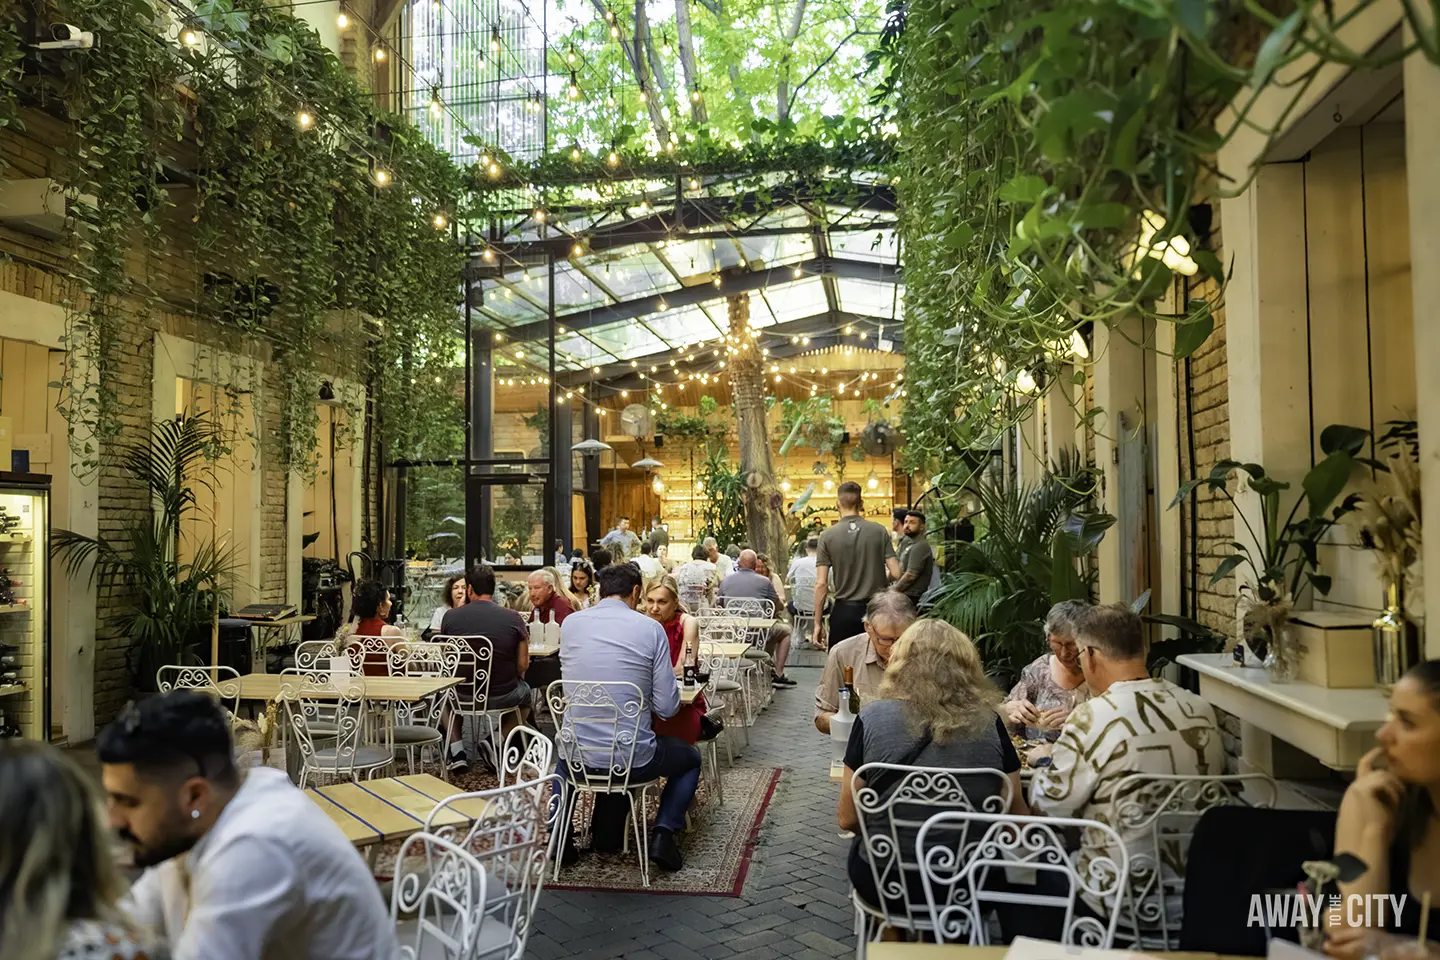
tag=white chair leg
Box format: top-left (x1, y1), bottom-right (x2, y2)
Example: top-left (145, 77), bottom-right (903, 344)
top-left (631, 786), bottom-right (651, 889)
top-left (551, 787), bottom-right (578, 882)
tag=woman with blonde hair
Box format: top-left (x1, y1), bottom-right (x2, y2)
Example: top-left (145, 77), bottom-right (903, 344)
top-left (0, 741), bottom-right (167, 960)
top-left (644, 575), bottom-right (709, 745)
top-left (837, 619), bottom-right (1026, 915)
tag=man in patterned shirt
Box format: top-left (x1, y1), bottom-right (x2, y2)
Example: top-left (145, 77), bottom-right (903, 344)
top-left (1031, 603), bottom-right (1223, 925)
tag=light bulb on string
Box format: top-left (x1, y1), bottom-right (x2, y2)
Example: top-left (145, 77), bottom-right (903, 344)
top-left (534, 208), bottom-right (546, 222)
top-left (491, 26), bottom-right (501, 53)
top-left (604, 6), bottom-right (615, 21)
top-left (567, 71), bottom-right (582, 100)
top-left (373, 168), bottom-right (391, 186)
top-left (488, 162), bottom-right (501, 178)
top-left (662, 32), bottom-right (674, 56)
top-left (607, 150), bottom-right (620, 166)
top-left (374, 46), bottom-right (387, 61)
top-left (297, 110), bottom-right (313, 130)
top-left (638, 85), bottom-right (648, 104)
top-left (336, 9), bottom-right (350, 29)
top-left (691, 88), bottom-right (703, 103)
top-left (571, 146), bottom-right (582, 161)
top-left (182, 28), bottom-right (201, 46)
top-left (610, 23), bottom-right (620, 37)
top-left (432, 212), bottom-right (447, 230)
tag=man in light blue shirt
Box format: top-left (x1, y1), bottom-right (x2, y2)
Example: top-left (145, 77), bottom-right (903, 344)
top-left (598, 516), bottom-right (642, 561)
top-left (556, 562), bottom-right (700, 872)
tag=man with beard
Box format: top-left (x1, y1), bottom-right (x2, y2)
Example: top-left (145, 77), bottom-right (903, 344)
top-left (100, 690), bottom-right (398, 960)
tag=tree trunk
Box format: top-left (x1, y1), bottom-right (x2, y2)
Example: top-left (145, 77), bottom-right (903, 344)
top-left (674, 0), bottom-right (710, 123)
top-left (636, 0), bottom-right (670, 94)
top-left (728, 294), bottom-right (787, 561)
top-left (775, 0), bottom-right (808, 123)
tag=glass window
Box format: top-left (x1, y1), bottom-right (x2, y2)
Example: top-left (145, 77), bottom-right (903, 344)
top-left (830, 229), bottom-right (899, 264)
top-left (836, 277), bottom-right (904, 320)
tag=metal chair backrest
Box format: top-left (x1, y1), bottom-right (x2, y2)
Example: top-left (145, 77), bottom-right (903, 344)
top-left (697, 643), bottom-right (743, 685)
top-left (423, 777), bottom-right (560, 960)
top-left (390, 831), bottom-right (488, 960)
top-left (790, 571), bottom-right (817, 613)
top-left (281, 675), bottom-right (368, 785)
top-left (1112, 772), bottom-right (1278, 946)
top-left (916, 810), bottom-right (1130, 947)
top-left (155, 664), bottom-right (242, 717)
top-left (500, 724), bottom-right (555, 789)
top-left (390, 641), bottom-right (460, 678)
top-left (851, 764), bottom-right (1012, 931)
top-left (696, 616), bottom-right (746, 645)
top-left (546, 679), bottom-right (649, 792)
top-left (717, 596), bottom-right (775, 619)
top-left (432, 634), bottom-right (495, 714)
top-left (294, 640), bottom-right (337, 672)
top-left (345, 634), bottom-right (395, 675)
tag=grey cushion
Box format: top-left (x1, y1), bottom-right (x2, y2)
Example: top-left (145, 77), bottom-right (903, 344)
top-left (715, 679), bottom-right (743, 692)
top-left (392, 724), bottom-right (443, 744)
top-left (742, 650), bottom-right (771, 661)
top-left (311, 746), bottom-right (391, 767)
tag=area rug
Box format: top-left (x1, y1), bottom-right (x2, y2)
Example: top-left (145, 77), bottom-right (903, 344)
top-left (548, 765), bottom-right (782, 897)
top-left (371, 764), bottom-right (782, 898)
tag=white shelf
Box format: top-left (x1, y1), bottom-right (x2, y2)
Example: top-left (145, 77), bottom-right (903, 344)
top-left (1177, 652), bottom-right (1388, 769)
top-left (0, 684), bottom-right (24, 698)
top-left (0, 603), bottom-right (28, 614)
top-left (0, 533), bottom-right (31, 544)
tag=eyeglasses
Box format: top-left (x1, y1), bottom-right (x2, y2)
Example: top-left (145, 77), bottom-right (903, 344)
top-left (865, 622), bottom-right (903, 644)
top-left (117, 700), bottom-right (208, 779)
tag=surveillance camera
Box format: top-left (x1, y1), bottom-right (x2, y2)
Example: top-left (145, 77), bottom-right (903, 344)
top-left (36, 24), bottom-right (97, 50)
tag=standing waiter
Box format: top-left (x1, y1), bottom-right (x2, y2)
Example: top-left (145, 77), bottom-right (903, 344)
top-left (813, 481), bottom-right (899, 649)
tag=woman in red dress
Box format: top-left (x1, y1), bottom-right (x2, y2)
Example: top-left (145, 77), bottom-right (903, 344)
top-left (345, 578), bottom-right (404, 676)
top-left (644, 576), bottom-right (706, 744)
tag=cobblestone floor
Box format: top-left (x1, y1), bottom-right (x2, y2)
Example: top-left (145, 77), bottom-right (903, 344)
top-left (525, 656), bottom-right (857, 960)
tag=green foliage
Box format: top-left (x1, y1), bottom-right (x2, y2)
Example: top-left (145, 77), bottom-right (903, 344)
top-left (891, 0), bottom-right (1437, 478)
top-left (52, 417), bottom-right (239, 680)
top-left (697, 445), bottom-right (748, 549)
top-left (775, 395), bottom-right (845, 456)
top-left (493, 488), bottom-right (541, 559)
top-left (40, 0), bottom-right (467, 473)
top-left (1170, 424), bottom-right (1366, 603)
top-left (926, 461), bottom-right (1112, 681)
top-left (656, 395), bottom-right (727, 447)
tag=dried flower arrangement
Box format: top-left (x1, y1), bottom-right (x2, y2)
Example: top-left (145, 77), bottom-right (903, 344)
top-left (1346, 420), bottom-right (1422, 610)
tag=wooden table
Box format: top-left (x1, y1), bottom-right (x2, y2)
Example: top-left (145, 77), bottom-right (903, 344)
top-left (708, 641), bottom-right (754, 659)
top-left (680, 684), bottom-right (704, 704)
top-left (236, 673), bottom-right (460, 702)
top-left (307, 773), bottom-right (489, 862)
top-left (866, 948), bottom-right (1245, 960)
top-left (528, 641), bottom-right (560, 657)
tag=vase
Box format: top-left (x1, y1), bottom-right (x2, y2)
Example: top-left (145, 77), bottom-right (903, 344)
top-left (1244, 598), bottom-right (1299, 683)
top-left (1372, 579), bottom-right (1421, 691)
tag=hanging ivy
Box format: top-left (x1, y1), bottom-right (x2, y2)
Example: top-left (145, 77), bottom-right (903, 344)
top-left (889, 0), bottom-right (1437, 481)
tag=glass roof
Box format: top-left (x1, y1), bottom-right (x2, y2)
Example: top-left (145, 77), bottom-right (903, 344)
top-left (837, 277), bottom-right (904, 320)
top-left (830, 228), bottom-right (899, 265)
top-left (756, 277), bottom-right (829, 324)
top-left (644, 303), bottom-right (725, 345)
top-left (584, 320), bottom-right (671, 361)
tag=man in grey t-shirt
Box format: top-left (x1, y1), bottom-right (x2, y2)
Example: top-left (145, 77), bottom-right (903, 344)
top-left (814, 482), bottom-right (899, 649)
top-left (893, 509), bottom-right (936, 605)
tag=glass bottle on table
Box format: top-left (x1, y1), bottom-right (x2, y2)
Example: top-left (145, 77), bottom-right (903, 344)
top-left (844, 665), bottom-right (861, 716)
top-left (832, 670), bottom-right (856, 768)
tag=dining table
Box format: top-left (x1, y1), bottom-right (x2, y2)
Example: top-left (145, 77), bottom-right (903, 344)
top-left (307, 773), bottom-right (490, 866)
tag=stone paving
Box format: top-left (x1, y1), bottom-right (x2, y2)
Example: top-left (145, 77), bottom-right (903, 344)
top-left (525, 656), bottom-right (857, 960)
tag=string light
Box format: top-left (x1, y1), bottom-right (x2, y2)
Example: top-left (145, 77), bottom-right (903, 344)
top-left (373, 46), bottom-right (386, 61)
top-left (571, 146), bottom-right (582, 161)
top-left (297, 111), bottom-right (313, 129)
top-left (610, 23), bottom-right (620, 37)
top-left (662, 32), bottom-right (674, 56)
top-left (567, 71), bottom-right (581, 100)
top-left (607, 150), bottom-right (620, 166)
top-left (534, 208), bottom-right (546, 222)
top-left (488, 162), bottom-right (501, 178)
top-left (572, 242), bottom-right (584, 257)
top-left (691, 88), bottom-right (703, 103)
top-left (182, 28), bottom-right (201, 46)
top-left (482, 247), bottom-right (495, 261)
top-left (792, 266), bottom-right (802, 278)
top-left (689, 178), bottom-right (700, 190)
top-left (336, 9), bottom-right (350, 28)
top-left (432, 212), bottom-right (447, 229)
top-left (373, 168), bottom-right (391, 186)
top-left (491, 26), bottom-right (502, 53)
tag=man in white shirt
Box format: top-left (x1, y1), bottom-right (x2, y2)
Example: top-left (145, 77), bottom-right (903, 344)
top-left (100, 691), bottom-right (399, 960)
top-left (703, 536), bottom-right (734, 579)
top-left (634, 540), bottom-right (664, 580)
top-left (1031, 604), bottom-right (1224, 927)
top-left (676, 543), bottom-right (718, 611)
top-left (786, 537), bottom-right (818, 583)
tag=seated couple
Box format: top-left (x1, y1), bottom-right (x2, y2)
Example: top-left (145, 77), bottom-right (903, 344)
top-left (554, 562), bottom-right (704, 874)
top-left (838, 605), bottom-right (1224, 937)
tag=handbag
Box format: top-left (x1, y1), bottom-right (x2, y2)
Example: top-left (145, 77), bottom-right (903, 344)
top-left (698, 712), bottom-right (725, 741)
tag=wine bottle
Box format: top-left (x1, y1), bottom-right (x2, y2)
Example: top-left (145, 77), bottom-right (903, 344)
top-left (843, 664), bottom-right (861, 715)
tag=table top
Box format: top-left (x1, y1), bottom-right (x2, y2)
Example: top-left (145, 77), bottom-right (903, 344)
top-left (865, 948), bottom-right (1249, 960)
top-left (307, 774), bottom-right (489, 847)
top-left (707, 641), bottom-right (754, 658)
top-left (698, 615), bottom-right (779, 630)
top-left (1177, 653), bottom-right (1388, 730)
top-left (528, 641), bottom-right (560, 657)
top-left (680, 684), bottom-right (703, 704)
top-left (247, 615), bottom-right (317, 628)
top-left (236, 673), bottom-right (461, 702)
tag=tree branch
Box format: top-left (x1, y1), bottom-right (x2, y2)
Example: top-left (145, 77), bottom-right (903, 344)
top-left (776, 0), bottom-right (809, 122)
top-left (674, 0), bottom-right (709, 123)
top-left (786, 27), bottom-right (862, 118)
top-left (589, 0), bottom-right (671, 141)
top-left (637, 0), bottom-right (670, 94)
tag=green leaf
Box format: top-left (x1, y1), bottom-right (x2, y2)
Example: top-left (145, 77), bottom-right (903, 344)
top-left (1209, 554), bottom-right (1244, 585)
top-left (1309, 573), bottom-right (1333, 596)
top-left (1172, 306), bottom-right (1214, 359)
top-left (1252, 10), bottom-right (1302, 87)
top-left (1302, 451), bottom-right (1354, 517)
top-left (1319, 424), bottom-right (1370, 457)
top-left (1192, 249), bottom-right (1225, 283)
top-left (998, 175), bottom-right (1049, 203)
top-left (1176, 0), bottom-right (1210, 37)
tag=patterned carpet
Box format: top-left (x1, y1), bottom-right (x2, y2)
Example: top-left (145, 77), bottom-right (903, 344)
top-left (372, 760), bottom-right (782, 897)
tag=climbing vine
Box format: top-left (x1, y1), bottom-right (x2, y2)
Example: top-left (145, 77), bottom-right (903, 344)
top-left (889, 0), bottom-right (1438, 481)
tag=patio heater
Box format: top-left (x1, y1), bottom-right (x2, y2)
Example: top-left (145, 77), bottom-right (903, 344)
top-left (572, 438), bottom-right (613, 548)
top-left (632, 457), bottom-right (663, 532)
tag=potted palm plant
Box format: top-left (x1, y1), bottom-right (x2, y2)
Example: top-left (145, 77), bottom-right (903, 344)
top-left (1170, 425), bottom-right (1365, 681)
top-left (54, 416), bottom-right (239, 689)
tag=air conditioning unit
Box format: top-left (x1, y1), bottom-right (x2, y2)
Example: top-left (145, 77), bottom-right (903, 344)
top-left (0, 179), bottom-right (97, 240)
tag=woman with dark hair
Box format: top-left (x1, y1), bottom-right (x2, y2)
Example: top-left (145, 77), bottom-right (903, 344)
top-left (0, 742), bottom-right (167, 960)
top-left (1328, 660), bottom-right (1440, 959)
top-left (568, 560), bottom-right (597, 609)
top-left (344, 578), bottom-right (403, 675)
top-left (428, 574), bottom-right (467, 633)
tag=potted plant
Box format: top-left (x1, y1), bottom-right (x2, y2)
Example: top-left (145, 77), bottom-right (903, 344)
top-left (1170, 425), bottom-right (1365, 681)
top-left (54, 416), bottom-right (239, 690)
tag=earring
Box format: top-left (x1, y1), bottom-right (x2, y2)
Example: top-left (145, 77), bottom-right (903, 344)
top-left (191, 809), bottom-right (201, 820)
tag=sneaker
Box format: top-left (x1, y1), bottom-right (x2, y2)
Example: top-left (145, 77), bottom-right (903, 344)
top-left (447, 742), bottom-right (470, 774)
top-left (771, 674), bottom-right (798, 688)
top-left (649, 828), bottom-right (684, 872)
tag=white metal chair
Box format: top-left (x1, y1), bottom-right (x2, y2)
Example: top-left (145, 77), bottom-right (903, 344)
top-left (850, 764), bottom-right (1012, 953)
top-left (292, 639), bottom-right (337, 671)
top-left (344, 634), bottom-right (396, 675)
top-left (438, 634), bottom-right (522, 773)
top-left (390, 831), bottom-right (489, 960)
top-left (790, 570), bottom-right (817, 645)
top-left (546, 679), bottom-right (663, 888)
top-left (499, 724), bottom-right (554, 790)
top-left (698, 642), bottom-right (750, 750)
top-left (915, 811), bottom-right (1130, 947)
top-left (1112, 772), bottom-right (1278, 947)
top-left (280, 675), bottom-right (392, 788)
top-left (423, 777), bottom-right (561, 960)
top-left (155, 664), bottom-right (242, 717)
top-left (386, 641), bottom-right (457, 777)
